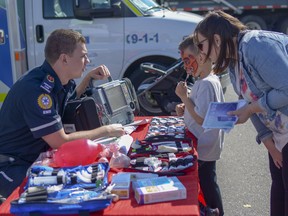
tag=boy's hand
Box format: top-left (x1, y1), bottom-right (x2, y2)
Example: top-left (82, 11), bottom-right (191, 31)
top-left (176, 103), bottom-right (185, 116)
top-left (175, 81), bottom-right (188, 100)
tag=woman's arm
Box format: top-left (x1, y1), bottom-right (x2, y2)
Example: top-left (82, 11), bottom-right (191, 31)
top-left (249, 113), bottom-right (272, 144)
top-left (249, 114), bottom-right (282, 168)
top-left (245, 33), bottom-right (288, 116)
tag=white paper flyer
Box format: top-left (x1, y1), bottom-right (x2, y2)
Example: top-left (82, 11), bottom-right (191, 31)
top-left (203, 100), bottom-right (247, 132)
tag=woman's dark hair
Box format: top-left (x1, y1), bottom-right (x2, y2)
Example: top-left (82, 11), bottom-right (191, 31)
top-left (193, 10), bottom-right (247, 74)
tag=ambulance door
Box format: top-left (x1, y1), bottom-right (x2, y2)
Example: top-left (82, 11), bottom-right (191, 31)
top-left (27, 0), bottom-right (124, 82)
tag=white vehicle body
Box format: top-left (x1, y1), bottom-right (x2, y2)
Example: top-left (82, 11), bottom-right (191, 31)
top-left (0, 0), bottom-right (202, 109)
top-left (160, 0), bottom-right (288, 34)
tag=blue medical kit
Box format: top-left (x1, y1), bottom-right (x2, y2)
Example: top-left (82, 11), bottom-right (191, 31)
top-left (10, 162), bottom-right (113, 215)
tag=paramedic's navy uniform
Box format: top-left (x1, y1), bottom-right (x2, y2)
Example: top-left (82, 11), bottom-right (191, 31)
top-left (0, 60), bottom-right (76, 198)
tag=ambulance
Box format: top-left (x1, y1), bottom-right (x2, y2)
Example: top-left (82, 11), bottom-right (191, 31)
top-left (0, 0), bottom-right (203, 109)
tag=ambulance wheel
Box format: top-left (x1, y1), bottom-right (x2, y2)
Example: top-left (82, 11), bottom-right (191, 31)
top-left (279, 18), bottom-right (288, 34)
top-left (240, 15), bottom-right (267, 30)
top-left (129, 59), bottom-right (175, 116)
top-left (136, 76), bottom-right (164, 116)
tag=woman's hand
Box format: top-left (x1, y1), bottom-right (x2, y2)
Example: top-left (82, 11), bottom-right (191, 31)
top-left (270, 148), bottom-right (283, 169)
top-left (228, 104), bottom-right (253, 124)
top-left (228, 101), bottom-right (264, 124)
top-left (263, 137), bottom-right (283, 169)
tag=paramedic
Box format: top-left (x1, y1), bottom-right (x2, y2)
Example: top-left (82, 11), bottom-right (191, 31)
top-left (0, 29), bottom-right (124, 200)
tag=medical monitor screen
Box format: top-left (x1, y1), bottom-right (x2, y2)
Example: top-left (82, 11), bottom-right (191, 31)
top-left (105, 85), bottom-right (127, 112)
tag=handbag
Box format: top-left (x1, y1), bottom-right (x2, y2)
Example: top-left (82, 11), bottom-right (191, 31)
top-left (62, 96), bottom-right (102, 133)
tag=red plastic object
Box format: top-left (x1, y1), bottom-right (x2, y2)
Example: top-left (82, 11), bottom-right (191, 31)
top-left (53, 139), bottom-right (104, 167)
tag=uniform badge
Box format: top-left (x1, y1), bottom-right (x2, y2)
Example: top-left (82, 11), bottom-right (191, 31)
top-left (40, 75), bottom-right (55, 93)
top-left (37, 94), bottom-right (53, 110)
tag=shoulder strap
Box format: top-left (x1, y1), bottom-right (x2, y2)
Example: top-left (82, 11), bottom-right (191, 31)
top-left (123, 77), bottom-right (140, 115)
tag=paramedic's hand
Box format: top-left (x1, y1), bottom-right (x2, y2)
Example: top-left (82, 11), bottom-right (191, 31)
top-left (75, 64), bottom-right (111, 98)
top-left (89, 65), bottom-right (111, 80)
top-left (105, 124), bottom-right (125, 137)
top-left (175, 103), bottom-right (185, 116)
top-left (175, 81), bottom-right (188, 101)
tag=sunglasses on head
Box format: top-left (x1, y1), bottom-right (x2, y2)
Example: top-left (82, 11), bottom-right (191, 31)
top-left (197, 38), bottom-right (208, 51)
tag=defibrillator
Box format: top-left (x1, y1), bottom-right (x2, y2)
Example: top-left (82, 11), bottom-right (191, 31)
top-left (62, 78), bottom-right (139, 133)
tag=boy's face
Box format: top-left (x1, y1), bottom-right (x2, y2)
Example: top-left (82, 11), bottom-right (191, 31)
top-left (180, 48), bottom-right (199, 77)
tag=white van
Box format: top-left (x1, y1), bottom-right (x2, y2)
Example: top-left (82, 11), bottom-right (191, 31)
top-left (26, 0), bottom-right (202, 86)
top-left (0, 0), bottom-right (202, 112)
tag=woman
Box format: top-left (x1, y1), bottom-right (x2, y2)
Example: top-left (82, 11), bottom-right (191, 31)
top-left (193, 10), bottom-right (288, 216)
top-left (175, 35), bottom-right (224, 216)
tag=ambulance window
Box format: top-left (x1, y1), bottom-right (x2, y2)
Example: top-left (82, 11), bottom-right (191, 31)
top-left (43, 0), bottom-right (74, 19)
top-left (130, 0), bottom-right (158, 12)
top-left (91, 0), bottom-right (111, 9)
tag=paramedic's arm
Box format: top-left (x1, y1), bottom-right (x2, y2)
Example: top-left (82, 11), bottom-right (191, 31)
top-left (75, 65), bottom-right (111, 98)
top-left (175, 81), bottom-right (203, 124)
top-left (42, 124), bottom-right (125, 149)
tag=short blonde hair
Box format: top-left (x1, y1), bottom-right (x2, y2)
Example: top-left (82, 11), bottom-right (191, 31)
top-left (178, 35), bottom-right (199, 56)
top-left (45, 29), bottom-right (86, 64)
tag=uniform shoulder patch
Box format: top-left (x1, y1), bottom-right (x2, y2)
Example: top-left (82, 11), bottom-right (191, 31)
top-left (37, 94), bottom-right (53, 110)
top-left (40, 75), bottom-right (55, 93)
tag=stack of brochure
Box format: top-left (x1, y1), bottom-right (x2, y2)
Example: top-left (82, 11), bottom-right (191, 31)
top-left (202, 100), bottom-right (247, 132)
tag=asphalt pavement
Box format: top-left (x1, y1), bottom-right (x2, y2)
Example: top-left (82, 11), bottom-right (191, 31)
top-left (217, 85), bottom-right (271, 216)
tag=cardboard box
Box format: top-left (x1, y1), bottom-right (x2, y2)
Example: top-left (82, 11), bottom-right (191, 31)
top-left (130, 172), bottom-right (158, 183)
top-left (133, 176), bottom-right (186, 204)
top-left (111, 172), bottom-right (159, 199)
top-left (111, 172), bottom-right (131, 199)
